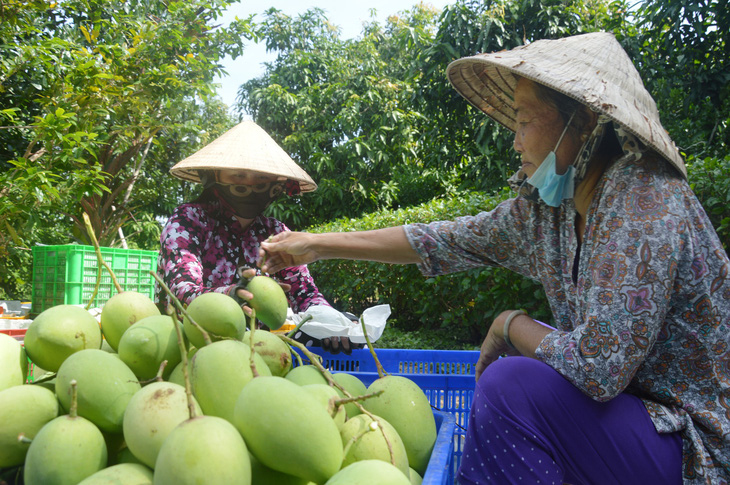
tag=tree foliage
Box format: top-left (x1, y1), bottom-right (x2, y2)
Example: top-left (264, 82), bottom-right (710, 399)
top-left (0, 0), bottom-right (254, 298)
top-left (1, 0), bottom-right (728, 342)
top-left (237, 0), bottom-right (633, 228)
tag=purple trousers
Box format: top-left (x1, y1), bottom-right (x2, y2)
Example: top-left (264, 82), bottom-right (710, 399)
top-left (457, 357), bottom-right (683, 484)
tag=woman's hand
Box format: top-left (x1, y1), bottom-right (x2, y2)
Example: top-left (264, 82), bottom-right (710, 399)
top-left (475, 310), bottom-right (523, 381)
top-left (259, 231), bottom-right (319, 273)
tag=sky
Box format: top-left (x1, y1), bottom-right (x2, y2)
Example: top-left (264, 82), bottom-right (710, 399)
top-left (214, 0), bottom-right (454, 112)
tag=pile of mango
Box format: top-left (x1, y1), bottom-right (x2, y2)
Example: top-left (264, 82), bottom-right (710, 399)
top-left (0, 282), bottom-right (437, 485)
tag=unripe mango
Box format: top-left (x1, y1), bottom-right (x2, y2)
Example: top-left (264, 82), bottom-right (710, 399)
top-left (123, 381), bottom-right (202, 468)
top-left (24, 304), bottom-right (102, 372)
top-left (339, 414), bottom-right (410, 476)
top-left (117, 315), bottom-right (182, 381)
top-left (56, 349), bottom-right (141, 433)
top-left (302, 383), bottom-right (346, 428)
top-left (249, 452), bottom-right (313, 485)
top-left (0, 385), bottom-right (59, 468)
top-left (363, 376), bottom-right (437, 476)
top-left (244, 329), bottom-right (292, 376)
top-left (77, 463), bottom-right (153, 484)
top-left (325, 459), bottom-right (411, 485)
top-left (246, 275), bottom-right (288, 330)
top-left (0, 332), bottom-right (27, 391)
top-left (100, 291), bottom-right (161, 351)
top-left (23, 412), bottom-right (108, 485)
top-left (234, 376), bottom-right (343, 484)
top-left (190, 339), bottom-right (270, 422)
top-left (183, 292), bottom-right (246, 349)
top-left (333, 372), bottom-right (367, 418)
top-left (153, 416), bottom-right (251, 484)
top-left (285, 363), bottom-right (330, 386)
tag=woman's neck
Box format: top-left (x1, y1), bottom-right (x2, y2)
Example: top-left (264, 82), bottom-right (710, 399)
top-left (573, 155), bottom-right (610, 240)
top-left (235, 215), bottom-right (254, 230)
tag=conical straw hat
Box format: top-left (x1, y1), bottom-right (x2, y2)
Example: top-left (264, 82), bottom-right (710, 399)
top-left (170, 120), bottom-right (317, 192)
top-left (446, 31), bottom-right (686, 178)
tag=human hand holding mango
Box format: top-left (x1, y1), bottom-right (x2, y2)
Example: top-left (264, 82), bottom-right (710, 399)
top-left (232, 267), bottom-right (291, 319)
top-left (259, 231), bottom-right (320, 273)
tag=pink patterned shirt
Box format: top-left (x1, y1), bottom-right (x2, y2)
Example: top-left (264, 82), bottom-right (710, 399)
top-left (155, 199), bottom-right (330, 313)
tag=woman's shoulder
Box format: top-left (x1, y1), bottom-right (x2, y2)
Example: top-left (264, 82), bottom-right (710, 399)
top-left (598, 151), bottom-right (696, 217)
top-left (607, 152), bottom-right (685, 187)
top-left (166, 201), bottom-right (220, 228)
top-left (254, 215), bottom-right (290, 233)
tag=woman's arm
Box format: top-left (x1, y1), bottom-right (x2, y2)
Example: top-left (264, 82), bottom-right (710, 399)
top-left (476, 310), bottom-right (556, 380)
top-left (260, 226), bottom-right (421, 274)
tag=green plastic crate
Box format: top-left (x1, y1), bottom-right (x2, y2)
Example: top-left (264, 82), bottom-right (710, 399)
top-left (31, 245), bottom-right (158, 314)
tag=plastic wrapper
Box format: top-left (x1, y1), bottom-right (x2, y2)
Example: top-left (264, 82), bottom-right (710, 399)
top-left (289, 304), bottom-right (390, 344)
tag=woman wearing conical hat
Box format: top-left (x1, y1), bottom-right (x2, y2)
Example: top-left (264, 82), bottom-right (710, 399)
top-left (259, 32), bottom-right (730, 483)
top-left (155, 120), bottom-right (355, 354)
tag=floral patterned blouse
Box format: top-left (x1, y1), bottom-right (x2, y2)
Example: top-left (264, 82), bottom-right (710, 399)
top-left (405, 153), bottom-right (730, 483)
top-left (155, 199), bottom-right (330, 314)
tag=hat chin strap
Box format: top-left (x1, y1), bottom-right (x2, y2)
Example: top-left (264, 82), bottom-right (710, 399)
top-left (572, 114), bottom-right (611, 185)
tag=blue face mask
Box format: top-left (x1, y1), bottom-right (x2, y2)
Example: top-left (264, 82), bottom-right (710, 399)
top-left (525, 113), bottom-right (576, 207)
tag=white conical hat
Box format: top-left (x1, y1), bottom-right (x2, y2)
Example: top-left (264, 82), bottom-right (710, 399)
top-left (446, 31), bottom-right (686, 178)
top-left (170, 120), bottom-right (317, 192)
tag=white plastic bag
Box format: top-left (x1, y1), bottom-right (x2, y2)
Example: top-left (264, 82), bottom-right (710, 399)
top-left (289, 304), bottom-right (391, 344)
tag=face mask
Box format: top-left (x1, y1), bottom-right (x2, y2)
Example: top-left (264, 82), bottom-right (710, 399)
top-left (525, 113), bottom-right (576, 207)
top-left (213, 181), bottom-right (284, 218)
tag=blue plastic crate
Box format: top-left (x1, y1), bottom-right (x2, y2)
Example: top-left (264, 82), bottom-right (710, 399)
top-left (301, 347), bottom-right (480, 484)
top-left (426, 410), bottom-right (456, 485)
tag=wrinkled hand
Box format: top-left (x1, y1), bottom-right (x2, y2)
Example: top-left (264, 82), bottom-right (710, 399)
top-left (475, 311), bottom-right (522, 381)
top-left (259, 231), bottom-right (319, 274)
top-left (234, 267), bottom-right (291, 318)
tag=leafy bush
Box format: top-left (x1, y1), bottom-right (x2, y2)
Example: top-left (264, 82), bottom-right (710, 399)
top-left (306, 190), bottom-right (552, 348)
top-left (687, 154), bottom-right (730, 251)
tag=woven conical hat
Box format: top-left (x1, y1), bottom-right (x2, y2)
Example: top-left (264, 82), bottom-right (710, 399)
top-left (170, 120), bottom-right (317, 192)
top-left (447, 31), bottom-right (686, 178)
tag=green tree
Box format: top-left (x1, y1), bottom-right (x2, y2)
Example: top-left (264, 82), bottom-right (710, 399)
top-left (237, 0), bottom-right (632, 229)
top-left (238, 5), bottom-right (449, 228)
top-left (0, 0), bottom-right (255, 299)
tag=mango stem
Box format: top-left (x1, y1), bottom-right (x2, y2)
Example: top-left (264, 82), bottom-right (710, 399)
top-left (151, 272), bottom-right (212, 346)
top-left (360, 315), bottom-right (387, 378)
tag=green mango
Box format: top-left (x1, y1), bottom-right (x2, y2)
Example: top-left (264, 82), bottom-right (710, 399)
top-left (244, 329), bottom-right (292, 376)
top-left (190, 339), bottom-right (270, 422)
top-left (302, 383), bottom-right (346, 428)
top-left (167, 361), bottom-right (184, 386)
top-left (0, 385), bottom-right (59, 468)
top-left (23, 412), bottom-right (108, 485)
top-left (249, 452), bottom-right (313, 485)
top-left (100, 291), bottom-right (161, 352)
top-left (362, 376), bottom-right (436, 476)
top-left (115, 446), bottom-right (146, 466)
top-left (284, 364), bottom-right (330, 386)
top-left (183, 292), bottom-right (246, 349)
top-left (24, 304), bottom-right (102, 372)
top-left (117, 315), bottom-right (182, 381)
top-left (233, 376), bottom-right (343, 484)
top-left (332, 372), bottom-right (367, 418)
top-left (246, 275), bottom-right (288, 330)
top-left (339, 413), bottom-right (410, 476)
top-left (56, 349), bottom-right (141, 433)
top-left (0, 332), bottom-right (27, 391)
top-left (154, 415), bottom-right (251, 484)
top-left (324, 460), bottom-right (412, 485)
top-left (77, 463), bottom-right (153, 484)
top-left (123, 381), bottom-right (201, 468)
top-left (409, 467), bottom-right (423, 485)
